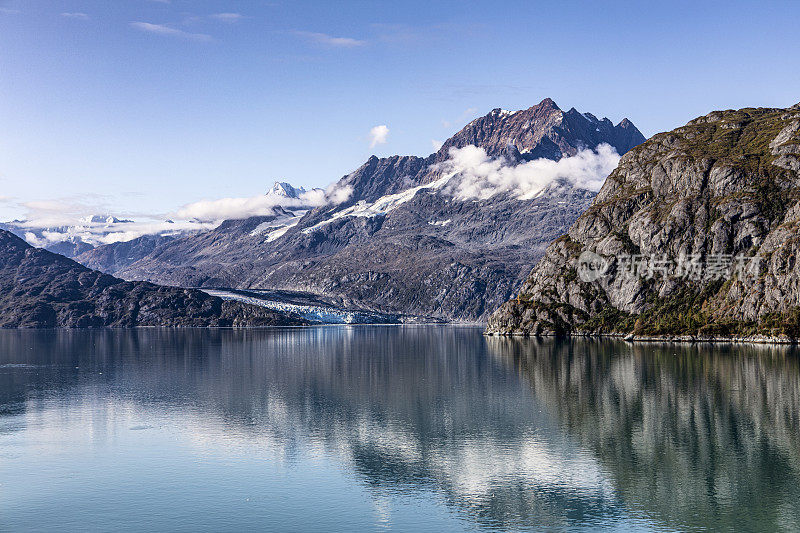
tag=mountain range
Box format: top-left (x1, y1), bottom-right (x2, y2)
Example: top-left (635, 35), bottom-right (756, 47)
top-left (0, 215), bottom-right (187, 258)
top-left (75, 98), bottom-right (645, 322)
top-left (0, 182), bottom-right (323, 259)
top-left (487, 103), bottom-right (800, 339)
top-left (0, 229), bottom-right (306, 327)
top-left (8, 98), bottom-right (800, 336)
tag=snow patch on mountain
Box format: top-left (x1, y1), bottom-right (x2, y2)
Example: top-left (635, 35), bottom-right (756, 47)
top-left (298, 144), bottom-right (619, 236)
top-left (302, 173), bottom-right (455, 234)
top-left (264, 222), bottom-right (299, 242)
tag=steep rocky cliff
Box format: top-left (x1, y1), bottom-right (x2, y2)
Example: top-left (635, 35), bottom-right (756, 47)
top-left (0, 230), bottom-right (305, 327)
top-left (487, 103), bottom-right (800, 338)
top-left (77, 98), bottom-right (644, 322)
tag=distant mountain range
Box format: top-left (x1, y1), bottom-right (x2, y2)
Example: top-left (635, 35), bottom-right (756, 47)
top-left (0, 215), bottom-right (130, 257)
top-left (76, 98), bottom-right (645, 322)
top-left (0, 181), bottom-right (324, 259)
top-left (487, 103), bottom-right (800, 339)
top-left (0, 215), bottom-right (184, 258)
top-left (0, 229), bottom-right (306, 327)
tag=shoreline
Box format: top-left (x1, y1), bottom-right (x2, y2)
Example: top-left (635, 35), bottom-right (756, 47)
top-left (483, 331), bottom-right (798, 345)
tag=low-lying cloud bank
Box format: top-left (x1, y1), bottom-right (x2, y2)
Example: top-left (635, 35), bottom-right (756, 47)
top-left (437, 143), bottom-right (620, 200)
top-left (3, 199), bottom-right (216, 247)
top-left (18, 218), bottom-right (216, 247)
top-left (3, 181), bottom-right (355, 248)
top-left (176, 190), bottom-right (325, 222)
top-left (175, 182), bottom-right (352, 223)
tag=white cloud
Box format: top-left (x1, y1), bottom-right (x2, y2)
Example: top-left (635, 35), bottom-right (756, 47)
top-left (435, 144), bottom-right (620, 200)
top-left (431, 139), bottom-right (443, 151)
top-left (176, 192), bottom-right (317, 222)
top-left (369, 124), bottom-right (389, 148)
top-left (130, 22), bottom-right (213, 42)
top-left (323, 183), bottom-right (353, 205)
top-left (5, 198), bottom-right (214, 247)
top-left (22, 220), bottom-right (215, 247)
top-left (175, 182), bottom-right (355, 223)
top-left (3, 178), bottom-right (355, 248)
top-left (210, 12), bottom-right (243, 23)
top-left (61, 12), bottom-right (89, 20)
top-left (293, 31), bottom-right (365, 48)
top-left (0, 7), bottom-right (20, 14)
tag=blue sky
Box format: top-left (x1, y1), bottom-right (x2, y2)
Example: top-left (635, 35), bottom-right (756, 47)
top-left (0, 0), bottom-right (798, 222)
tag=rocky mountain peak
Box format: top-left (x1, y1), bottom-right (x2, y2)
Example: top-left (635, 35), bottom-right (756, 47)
top-left (267, 181), bottom-right (306, 199)
top-left (536, 97), bottom-right (560, 111)
top-left (79, 215), bottom-right (133, 225)
top-left (486, 104), bottom-right (800, 339)
top-left (320, 99), bottom-right (646, 206)
top-left (577, 110), bottom-right (599, 122)
top-left (436, 98), bottom-right (645, 163)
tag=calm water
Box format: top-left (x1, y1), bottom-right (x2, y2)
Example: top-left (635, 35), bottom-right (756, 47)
top-left (1, 327), bottom-right (798, 532)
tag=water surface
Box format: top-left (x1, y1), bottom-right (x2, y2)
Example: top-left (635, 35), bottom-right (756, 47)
top-left (1, 327), bottom-right (798, 531)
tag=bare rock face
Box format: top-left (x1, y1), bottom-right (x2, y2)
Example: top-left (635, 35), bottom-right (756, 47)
top-left (77, 233), bottom-right (177, 273)
top-left (0, 230), bottom-right (305, 328)
top-left (487, 104), bottom-right (800, 338)
top-left (437, 99), bottom-right (644, 163)
top-left (76, 99), bottom-right (645, 322)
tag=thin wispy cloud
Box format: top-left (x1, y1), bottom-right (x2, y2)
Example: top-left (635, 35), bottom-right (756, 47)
top-left (0, 7), bottom-right (20, 14)
top-left (293, 31), bottom-right (366, 48)
top-left (210, 12), bottom-right (243, 23)
top-left (130, 22), bottom-right (213, 42)
top-left (442, 107), bottom-right (479, 129)
top-left (61, 12), bottom-right (90, 20)
top-left (369, 125), bottom-right (389, 148)
top-left (369, 21), bottom-right (478, 47)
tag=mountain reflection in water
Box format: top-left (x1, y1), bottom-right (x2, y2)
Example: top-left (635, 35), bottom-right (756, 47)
top-left (0, 327), bottom-right (798, 532)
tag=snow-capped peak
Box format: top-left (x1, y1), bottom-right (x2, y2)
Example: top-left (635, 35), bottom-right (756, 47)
top-left (267, 182), bottom-right (306, 199)
top-left (80, 214), bottom-right (133, 225)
